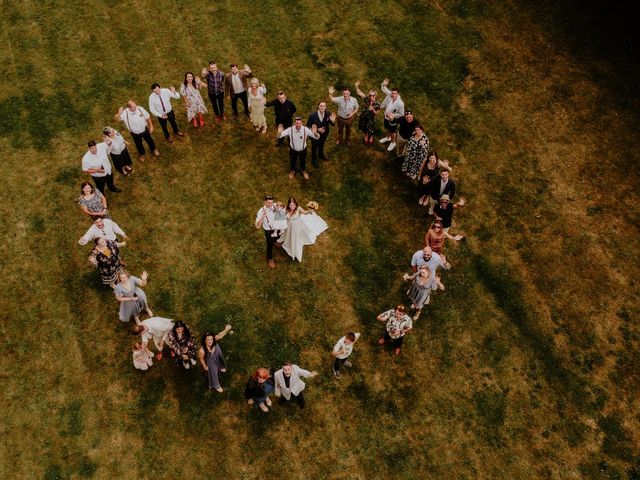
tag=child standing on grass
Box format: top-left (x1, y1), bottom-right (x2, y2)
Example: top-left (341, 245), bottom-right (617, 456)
top-left (132, 342), bottom-right (154, 370)
top-left (272, 201), bottom-right (288, 238)
top-left (331, 332), bottom-right (361, 378)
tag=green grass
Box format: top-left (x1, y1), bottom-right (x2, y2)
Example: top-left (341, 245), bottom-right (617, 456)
top-left (1, 0), bottom-right (639, 479)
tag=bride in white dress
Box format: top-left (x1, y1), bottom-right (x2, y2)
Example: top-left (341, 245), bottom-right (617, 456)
top-left (279, 197), bottom-right (328, 262)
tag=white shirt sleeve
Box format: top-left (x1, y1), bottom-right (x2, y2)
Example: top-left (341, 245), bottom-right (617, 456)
top-left (304, 126), bottom-right (320, 139)
top-left (279, 127), bottom-right (292, 139)
top-left (109, 220), bottom-right (126, 237)
top-left (78, 225), bottom-right (95, 245)
top-left (380, 83), bottom-right (391, 96)
top-left (149, 94), bottom-right (162, 118)
top-left (168, 88), bottom-right (180, 100)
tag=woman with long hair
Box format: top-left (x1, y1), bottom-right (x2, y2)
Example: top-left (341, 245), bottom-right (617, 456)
top-left (424, 220), bottom-right (464, 254)
top-left (114, 270), bottom-right (152, 324)
top-left (401, 125), bottom-right (430, 180)
top-left (354, 81), bottom-right (380, 145)
top-left (198, 324), bottom-right (232, 392)
top-left (248, 77), bottom-right (268, 133)
top-left (168, 321), bottom-right (197, 369)
top-left (417, 150), bottom-right (448, 206)
top-left (279, 197), bottom-right (327, 262)
top-left (88, 237), bottom-right (126, 287)
top-left (179, 71), bottom-right (207, 128)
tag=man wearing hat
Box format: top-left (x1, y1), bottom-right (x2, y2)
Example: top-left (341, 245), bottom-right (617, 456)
top-left (433, 194), bottom-right (465, 233)
top-left (428, 169), bottom-right (457, 215)
top-left (278, 117), bottom-right (320, 179)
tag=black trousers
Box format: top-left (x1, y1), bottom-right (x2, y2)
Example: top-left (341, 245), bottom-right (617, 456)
top-left (110, 149), bottom-right (133, 175)
top-left (92, 174), bottom-right (118, 194)
top-left (131, 128), bottom-right (156, 155)
top-left (383, 332), bottom-right (405, 349)
top-left (264, 229), bottom-right (276, 260)
top-left (278, 391), bottom-right (305, 409)
top-left (208, 92), bottom-right (224, 116)
top-left (333, 357), bottom-right (347, 372)
top-left (289, 148), bottom-right (307, 172)
top-left (232, 91), bottom-right (249, 116)
top-left (158, 110), bottom-right (180, 139)
top-left (311, 133), bottom-right (328, 166)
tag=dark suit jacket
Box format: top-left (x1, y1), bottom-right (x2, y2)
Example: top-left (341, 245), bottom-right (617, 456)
top-left (429, 177), bottom-right (456, 200)
top-left (306, 110), bottom-right (334, 138)
top-left (265, 99), bottom-right (297, 126)
top-left (224, 70), bottom-right (253, 96)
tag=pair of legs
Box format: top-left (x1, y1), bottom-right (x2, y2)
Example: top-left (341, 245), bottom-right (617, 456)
top-left (332, 357), bottom-right (353, 377)
top-left (378, 332), bottom-right (404, 354)
top-left (92, 174), bottom-right (119, 194)
top-left (110, 150), bottom-right (133, 176)
top-left (380, 119), bottom-right (398, 150)
top-left (251, 382), bottom-right (274, 412)
top-left (289, 148), bottom-right (308, 179)
top-left (311, 133), bottom-right (329, 166)
top-left (208, 92), bottom-right (225, 119)
top-left (131, 128), bottom-right (159, 161)
top-left (264, 229), bottom-right (278, 268)
top-left (337, 116), bottom-right (354, 145)
top-left (158, 110), bottom-right (182, 140)
top-left (278, 391), bottom-right (305, 409)
top-left (231, 91), bottom-right (249, 117)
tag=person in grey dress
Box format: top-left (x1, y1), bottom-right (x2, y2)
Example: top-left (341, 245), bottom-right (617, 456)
top-left (403, 264), bottom-right (442, 320)
top-left (198, 324), bottom-right (232, 392)
top-left (114, 270), bottom-right (153, 323)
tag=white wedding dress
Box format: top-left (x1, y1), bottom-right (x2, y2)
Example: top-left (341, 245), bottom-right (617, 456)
top-left (280, 209), bottom-right (328, 262)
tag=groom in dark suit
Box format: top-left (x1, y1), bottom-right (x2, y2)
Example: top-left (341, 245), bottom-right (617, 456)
top-left (306, 101), bottom-right (336, 167)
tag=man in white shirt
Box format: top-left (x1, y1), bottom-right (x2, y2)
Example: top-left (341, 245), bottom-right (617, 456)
top-left (78, 218), bottom-right (127, 245)
top-left (328, 85), bottom-right (359, 147)
top-left (274, 361), bottom-right (318, 409)
top-left (116, 101), bottom-right (160, 161)
top-left (255, 195), bottom-right (278, 268)
top-left (379, 78), bottom-right (405, 151)
top-left (410, 246), bottom-right (451, 277)
top-left (133, 317), bottom-right (174, 361)
top-left (148, 83), bottom-right (183, 143)
top-left (331, 332), bottom-right (361, 378)
top-left (81, 140), bottom-right (121, 194)
top-left (224, 63), bottom-right (253, 118)
top-left (278, 117), bottom-right (320, 180)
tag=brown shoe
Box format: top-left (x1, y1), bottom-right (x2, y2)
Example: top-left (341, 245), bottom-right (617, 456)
top-left (268, 259), bottom-right (275, 268)
top-left (153, 149), bottom-right (160, 157)
top-left (139, 155), bottom-right (145, 162)
top-left (393, 348), bottom-right (401, 355)
top-left (176, 132), bottom-right (184, 137)
top-left (167, 137), bottom-right (174, 144)
top-left (378, 337), bottom-right (386, 345)
top-left (302, 171), bottom-right (309, 180)
top-left (156, 352), bottom-right (163, 361)
top-left (288, 171), bottom-right (295, 179)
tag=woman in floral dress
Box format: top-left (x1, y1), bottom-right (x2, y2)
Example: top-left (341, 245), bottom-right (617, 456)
top-left (168, 321), bottom-right (197, 369)
top-left (88, 237), bottom-right (125, 286)
top-left (248, 78), bottom-right (268, 133)
top-left (401, 125), bottom-right (430, 179)
top-left (354, 81), bottom-right (380, 145)
top-left (180, 72), bottom-right (207, 128)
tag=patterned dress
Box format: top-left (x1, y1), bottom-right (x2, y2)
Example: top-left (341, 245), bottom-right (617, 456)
top-left (248, 86), bottom-right (267, 128)
top-left (179, 82), bottom-right (207, 121)
top-left (358, 99), bottom-right (380, 135)
top-left (89, 240), bottom-right (123, 284)
top-left (168, 328), bottom-right (197, 369)
top-left (402, 134), bottom-right (430, 179)
top-left (78, 192), bottom-right (110, 219)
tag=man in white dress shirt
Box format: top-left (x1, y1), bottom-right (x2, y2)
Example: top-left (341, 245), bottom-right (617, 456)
top-left (148, 83), bottom-right (183, 143)
top-left (255, 195), bottom-right (278, 269)
top-left (274, 361), bottom-right (318, 409)
top-left (328, 86), bottom-right (359, 147)
top-left (78, 218), bottom-right (127, 245)
top-left (278, 117), bottom-right (320, 180)
top-left (116, 101), bottom-right (160, 162)
top-left (81, 140), bottom-right (121, 194)
top-left (378, 78), bottom-right (405, 151)
top-left (133, 316), bottom-right (174, 361)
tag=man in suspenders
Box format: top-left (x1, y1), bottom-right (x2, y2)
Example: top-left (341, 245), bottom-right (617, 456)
top-left (255, 195), bottom-right (278, 269)
top-left (278, 117), bottom-right (320, 180)
top-left (116, 101), bottom-right (160, 162)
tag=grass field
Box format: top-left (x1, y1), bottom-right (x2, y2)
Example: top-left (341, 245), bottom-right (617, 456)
top-left (1, 1), bottom-right (639, 479)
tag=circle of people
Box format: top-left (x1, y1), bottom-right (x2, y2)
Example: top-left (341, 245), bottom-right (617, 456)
top-left (77, 60), bottom-right (467, 412)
